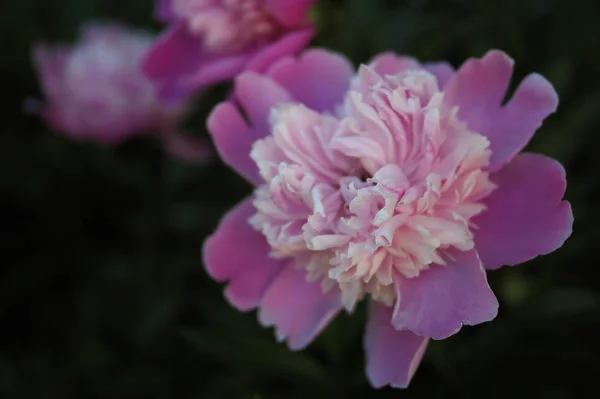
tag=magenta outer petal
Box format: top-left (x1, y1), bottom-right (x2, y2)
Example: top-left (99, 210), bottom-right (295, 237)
top-left (160, 53), bottom-right (250, 103)
top-left (178, 53), bottom-right (249, 88)
top-left (142, 24), bottom-right (204, 82)
top-left (234, 72), bottom-right (293, 136)
top-left (259, 265), bottom-right (341, 350)
top-left (424, 61), bottom-right (454, 89)
top-left (159, 29), bottom-right (314, 102)
top-left (155, 0), bottom-right (174, 22)
top-left (244, 29), bottom-right (315, 75)
top-left (391, 249), bottom-right (499, 340)
top-left (267, 48), bottom-right (354, 112)
top-left (444, 50), bottom-right (558, 171)
top-left (202, 198), bottom-right (285, 311)
top-left (207, 102), bottom-right (262, 185)
top-left (266, 0), bottom-right (317, 27)
top-left (208, 73), bottom-right (292, 185)
top-left (365, 301), bottom-right (429, 389)
top-left (474, 153), bottom-right (573, 270)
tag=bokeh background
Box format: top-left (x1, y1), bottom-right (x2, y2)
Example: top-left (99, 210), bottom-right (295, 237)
top-left (2, 0), bottom-right (600, 397)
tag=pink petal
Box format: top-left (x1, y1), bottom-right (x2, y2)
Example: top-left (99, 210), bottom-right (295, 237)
top-left (179, 53), bottom-right (250, 91)
top-left (40, 107), bottom-right (71, 136)
top-left (259, 265), bottom-right (341, 350)
top-left (365, 302), bottom-right (429, 389)
top-left (391, 249), bottom-right (499, 340)
top-left (208, 72), bottom-right (293, 185)
top-left (267, 48), bottom-right (354, 112)
top-left (495, 73), bottom-right (559, 166)
top-left (141, 23), bottom-right (204, 83)
top-left (367, 52), bottom-right (421, 76)
top-left (244, 29), bottom-right (315, 75)
top-left (266, 0), bottom-right (317, 27)
top-left (32, 44), bottom-right (68, 101)
top-left (366, 53), bottom-right (454, 89)
top-left (155, 0), bottom-right (174, 22)
top-left (474, 153), bottom-right (573, 270)
top-left (207, 102), bottom-right (262, 185)
top-left (444, 50), bottom-right (558, 170)
top-left (424, 61), bottom-right (454, 89)
top-left (166, 29), bottom-right (314, 101)
top-left (234, 72), bottom-right (293, 137)
top-left (202, 198), bottom-right (285, 311)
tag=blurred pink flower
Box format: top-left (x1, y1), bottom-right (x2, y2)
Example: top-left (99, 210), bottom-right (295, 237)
top-left (204, 49), bottom-right (573, 388)
top-left (142, 0), bottom-right (317, 102)
top-left (32, 22), bottom-right (212, 163)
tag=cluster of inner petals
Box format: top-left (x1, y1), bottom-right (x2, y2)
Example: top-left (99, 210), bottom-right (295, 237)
top-left (250, 65), bottom-right (496, 311)
top-left (62, 31), bottom-right (157, 130)
top-left (173, 0), bottom-right (280, 52)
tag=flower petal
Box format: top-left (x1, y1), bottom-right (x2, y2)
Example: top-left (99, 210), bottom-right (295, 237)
top-left (244, 29), bottom-right (315, 75)
top-left (444, 50), bottom-right (558, 170)
top-left (367, 52), bottom-right (421, 76)
top-left (207, 102), bottom-right (260, 184)
top-left (267, 49), bottom-right (354, 112)
top-left (185, 29), bottom-right (315, 92)
top-left (366, 53), bottom-right (453, 89)
top-left (235, 72), bottom-right (294, 136)
top-left (32, 44), bottom-right (68, 101)
top-left (474, 153), bottom-right (573, 270)
top-left (391, 249), bottom-right (499, 340)
top-left (155, 0), bottom-right (174, 22)
top-left (179, 53), bottom-right (250, 91)
top-left (259, 265), bottom-right (341, 350)
top-left (365, 301), bottom-right (429, 389)
top-left (141, 23), bottom-right (204, 85)
top-left (266, 0), bottom-right (317, 27)
top-left (208, 74), bottom-right (291, 185)
top-left (424, 61), bottom-right (454, 89)
top-left (493, 73), bottom-right (559, 167)
top-left (203, 198), bottom-right (284, 311)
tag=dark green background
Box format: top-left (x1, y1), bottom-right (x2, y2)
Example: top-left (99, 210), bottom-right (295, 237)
top-left (2, 0), bottom-right (599, 398)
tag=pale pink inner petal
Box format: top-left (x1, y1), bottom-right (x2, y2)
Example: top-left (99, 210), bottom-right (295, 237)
top-left (172, 0), bottom-right (288, 53)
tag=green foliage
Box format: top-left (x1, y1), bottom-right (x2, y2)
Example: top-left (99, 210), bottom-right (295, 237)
top-left (2, 0), bottom-right (600, 397)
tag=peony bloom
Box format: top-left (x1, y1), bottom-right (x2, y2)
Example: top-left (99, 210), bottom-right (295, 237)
top-left (142, 0), bottom-right (317, 102)
top-left (204, 49), bottom-right (573, 388)
top-left (31, 22), bottom-right (207, 160)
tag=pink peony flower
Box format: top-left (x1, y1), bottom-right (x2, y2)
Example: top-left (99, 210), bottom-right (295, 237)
top-left (142, 0), bottom-right (317, 102)
top-left (32, 22), bottom-right (212, 162)
top-left (204, 49), bottom-right (573, 388)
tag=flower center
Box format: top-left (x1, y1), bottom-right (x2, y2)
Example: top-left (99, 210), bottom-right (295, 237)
top-left (175, 0), bottom-right (280, 53)
top-left (250, 67), bottom-right (495, 311)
